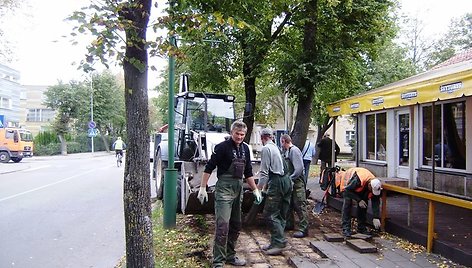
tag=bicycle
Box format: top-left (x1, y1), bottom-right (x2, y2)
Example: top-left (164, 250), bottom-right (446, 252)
top-left (116, 152), bottom-right (123, 167)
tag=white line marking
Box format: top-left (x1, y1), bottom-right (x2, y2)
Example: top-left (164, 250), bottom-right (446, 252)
top-left (0, 168), bottom-right (99, 203)
top-left (24, 165), bottom-right (51, 172)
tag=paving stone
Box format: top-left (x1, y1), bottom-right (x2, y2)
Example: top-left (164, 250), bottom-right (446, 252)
top-left (346, 239), bottom-right (378, 253)
top-left (248, 252), bottom-right (266, 262)
top-left (298, 246), bottom-right (316, 254)
top-left (313, 234), bottom-right (324, 241)
top-left (251, 264), bottom-right (272, 268)
top-left (268, 255), bottom-right (288, 265)
top-left (351, 233), bottom-right (373, 241)
top-left (350, 257), bottom-right (380, 267)
top-left (309, 241), bottom-right (330, 258)
top-left (289, 256), bottom-right (318, 268)
top-left (323, 233), bottom-right (345, 242)
top-left (306, 252), bottom-right (323, 260)
top-left (393, 260), bottom-right (423, 268)
top-left (335, 244), bottom-right (364, 259)
top-left (309, 241), bottom-right (361, 267)
top-left (381, 249), bottom-right (410, 262)
top-left (369, 258), bottom-right (399, 268)
top-left (313, 260), bottom-right (341, 268)
top-left (408, 254), bottom-right (438, 268)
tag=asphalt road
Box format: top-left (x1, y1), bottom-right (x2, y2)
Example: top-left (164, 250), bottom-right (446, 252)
top-left (0, 153), bottom-right (127, 268)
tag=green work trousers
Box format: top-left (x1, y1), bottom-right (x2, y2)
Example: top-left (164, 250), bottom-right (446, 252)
top-left (287, 177), bottom-right (309, 233)
top-left (212, 176), bottom-right (243, 267)
top-left (341, 193), bottom-right (368, 234)
top-left (263, 173), bottom-right (293, 248)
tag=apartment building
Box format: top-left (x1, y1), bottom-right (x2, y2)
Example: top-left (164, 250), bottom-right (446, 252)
top-left (0, 64), bottom-right (22, 127)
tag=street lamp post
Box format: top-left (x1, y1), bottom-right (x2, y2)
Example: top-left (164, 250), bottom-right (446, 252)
top-left (90, 75), bottom-right (94, 153)
top-left (163, 35), bottom-right (178, 229)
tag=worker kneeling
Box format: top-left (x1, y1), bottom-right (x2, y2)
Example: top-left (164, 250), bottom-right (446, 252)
top-left (337, 167), bottom-right (382, 238)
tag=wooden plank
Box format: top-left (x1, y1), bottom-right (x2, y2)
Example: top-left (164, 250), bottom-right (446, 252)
top-left (350, 233), bottom-right (372, 241)
top-left (323, 233), bottom-right (345, 242)
top-left (346, 239), bottom-right (377, 253)
top-left (289, 256), bottom-right (318, 268)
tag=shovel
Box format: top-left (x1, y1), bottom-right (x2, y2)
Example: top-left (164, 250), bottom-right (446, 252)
top-left (312, 175), bottom-right (335, 214)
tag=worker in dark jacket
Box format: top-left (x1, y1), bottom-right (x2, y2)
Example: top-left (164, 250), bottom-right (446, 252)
top-left (337, 167), bottom-right (382, 238)
top-left (316, 133), bottom-right (340, 175)
top-left (198, 121), bottom-right (262, 267)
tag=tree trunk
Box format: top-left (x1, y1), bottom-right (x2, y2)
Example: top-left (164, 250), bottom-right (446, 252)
top-left (101, 132), bottom-right (110, 153)
top-left (243, 74), bottom-right (256, 144)
top-left (121, 1), bottom-right (154, 267)
top-left (291, 0), bottom-right (318, 149)
top-left (58, 134), bottom-right (67, 155)
top-left (240, 37), bottom-right (258, 144)
top-left (291, 92), bottom-right (314, 149)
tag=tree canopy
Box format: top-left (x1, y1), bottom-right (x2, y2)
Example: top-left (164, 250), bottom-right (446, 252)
top-left (43, 72), bottom-right (126, 154)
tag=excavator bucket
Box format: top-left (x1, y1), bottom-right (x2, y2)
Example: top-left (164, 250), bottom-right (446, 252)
top-left (183, 190), bottom-right (256, 215)
top-left (183, 192), bottom-right (215, 214)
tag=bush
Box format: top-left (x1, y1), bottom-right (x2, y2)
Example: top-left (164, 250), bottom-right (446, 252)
top-left (34, 131), bottom-right (59, 146)
top-left (33, 132), bottom-right (114, 156)
top-left (34, 143), bottom-right (61, 156)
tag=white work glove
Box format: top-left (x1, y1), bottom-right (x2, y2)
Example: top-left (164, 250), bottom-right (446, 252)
top-left (358, 200), bottom-right (367, 209)
top-left (197, 186), bottom-right (208, 205)
top-left (373, 218), bottom-right (381, 229)
top-left (253, 189), bottom-right (263, 205)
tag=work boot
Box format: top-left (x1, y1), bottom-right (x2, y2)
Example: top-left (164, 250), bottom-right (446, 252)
top-left (357, 229), bottom-right (372, 236)
top-left (263, 244), bottom-right (288, 256)
top-left (293, 231), bottom-right (308, 238)
top-left (285, 225), bottom-right (294, 231)
top-left (262, 244), bottom-right (273, 251)
top-left (342, 230), bottom-right (352, 238)
top-left (226, 256), bottom-right (246, 266)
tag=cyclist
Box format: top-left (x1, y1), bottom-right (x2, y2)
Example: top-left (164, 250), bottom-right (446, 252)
top-left (112, 137), bottom-right (126, 162)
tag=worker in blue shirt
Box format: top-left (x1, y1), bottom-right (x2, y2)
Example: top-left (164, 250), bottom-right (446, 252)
top-left (301, 139), bottom-right (316, 184)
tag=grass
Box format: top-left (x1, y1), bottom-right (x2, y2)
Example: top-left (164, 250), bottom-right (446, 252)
top-left (308, 159), bottom-right (356, 179)
top-left (152, 202), bottom-right (211, 268)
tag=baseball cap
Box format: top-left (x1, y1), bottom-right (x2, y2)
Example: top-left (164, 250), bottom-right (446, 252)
top-left (370, 178), bottom-right (382, 196)
top-left (261, 128), bottom-right (273, 137)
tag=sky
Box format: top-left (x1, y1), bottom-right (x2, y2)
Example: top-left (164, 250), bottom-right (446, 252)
top-left (2, 0), bottom-right (472, 88)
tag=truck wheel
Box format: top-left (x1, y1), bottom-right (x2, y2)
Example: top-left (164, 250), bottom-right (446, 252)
top-left (160, 173), bottom-right (183, 213)
top-left (154, 151), bottom-right (166, 200)
top-left (176, 174), bottom-right (182, 213)
top-left (11, 157), bottom-right (23, 163)
top-left (0, 152), bottom-right (10, 163)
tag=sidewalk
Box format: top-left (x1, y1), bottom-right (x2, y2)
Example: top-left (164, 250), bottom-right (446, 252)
top-left (307, 178), bottom-right (471, 267)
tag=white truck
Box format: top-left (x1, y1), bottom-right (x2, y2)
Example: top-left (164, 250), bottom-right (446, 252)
top-left (152, 91), bottom-right (259, 214)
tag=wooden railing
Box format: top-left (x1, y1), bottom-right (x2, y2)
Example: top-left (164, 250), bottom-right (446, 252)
top-left (380, 183), bottom-right (472, 253)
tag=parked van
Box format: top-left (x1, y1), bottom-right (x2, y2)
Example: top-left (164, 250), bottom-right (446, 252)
top-left (0, 127), bottom-right (34, 163)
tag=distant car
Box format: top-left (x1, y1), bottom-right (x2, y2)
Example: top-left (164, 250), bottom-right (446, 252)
top-left (150, 133), bottom-right (168, 162)
top-left (150, 138), bottom-right (155, 162)
top-left (149, 141), bottom-right (154, 162)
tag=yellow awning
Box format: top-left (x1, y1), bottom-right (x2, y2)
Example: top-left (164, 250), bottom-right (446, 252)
top-left (327, 60), bottom-right (472, 116)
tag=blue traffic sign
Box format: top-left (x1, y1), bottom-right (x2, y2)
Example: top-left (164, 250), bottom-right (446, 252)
top-left (88, 128), bottom-right (98, 137)
top-left (88, 121), bottom-right (96, 129)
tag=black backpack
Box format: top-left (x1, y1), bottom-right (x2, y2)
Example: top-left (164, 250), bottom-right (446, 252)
top-left (319, 166), bottom-right (340, 191)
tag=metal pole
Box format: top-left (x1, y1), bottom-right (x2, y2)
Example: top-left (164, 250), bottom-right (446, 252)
top-left (90, 74), bottom-right (94, 153)
top-left (284, 89), bottom-right (288, 131)
top-left (163, 35), bottom-right (177, 229)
